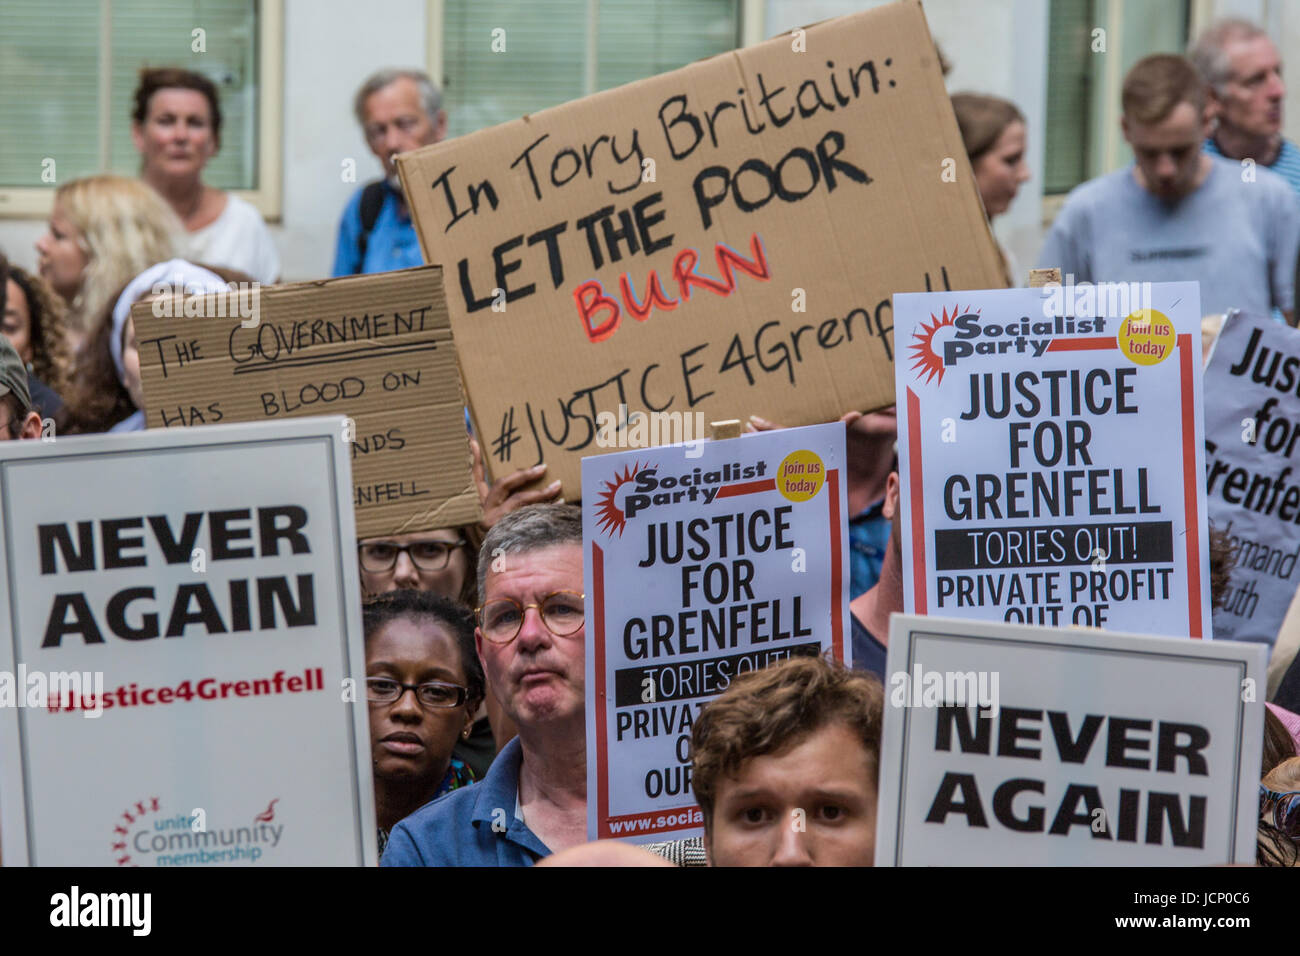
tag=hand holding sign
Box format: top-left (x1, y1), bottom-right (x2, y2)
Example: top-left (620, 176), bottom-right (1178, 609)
top-left (469, 436), bottom-right (563, 529)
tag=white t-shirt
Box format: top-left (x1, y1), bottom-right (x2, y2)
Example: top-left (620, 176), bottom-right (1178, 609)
top-left (185, 193), bottom-right (281, 284)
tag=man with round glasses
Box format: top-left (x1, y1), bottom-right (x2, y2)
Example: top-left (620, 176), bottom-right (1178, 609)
top-left (382, 502), bottom-right (588, 865)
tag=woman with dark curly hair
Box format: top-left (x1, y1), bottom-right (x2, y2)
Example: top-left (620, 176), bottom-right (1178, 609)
top-left (3, 262), bottom-right (72, 418)
top-left (62, 259), bottom-right (251, 434)
top-left (363, 589), bottom-right (484, 858)
top-left (35, 174), bottom-right (181, 344)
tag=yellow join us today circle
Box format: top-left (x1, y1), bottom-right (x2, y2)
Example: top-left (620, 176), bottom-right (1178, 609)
top-left (777, 450), bottom-right (825, 502)
top-left (1118, 308), bottom-right (1176, 366)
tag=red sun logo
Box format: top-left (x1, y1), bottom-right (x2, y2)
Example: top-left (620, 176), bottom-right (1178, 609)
top-left (909, 304), bottom-right (976, 385)
top-left (594, 461), bottom-right (650, 537)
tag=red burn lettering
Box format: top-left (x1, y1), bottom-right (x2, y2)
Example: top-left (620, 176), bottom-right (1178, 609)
top-left (619, 270), bottom-right (679, 322)
top-left (574, 280), bottom-right (621, 343)
top-left (575, 233), bottom-right (770, 343)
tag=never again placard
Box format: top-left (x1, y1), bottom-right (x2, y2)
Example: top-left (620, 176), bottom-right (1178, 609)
top-left (875, 615), bottom-right (1265, 866)
top-left (583, 423), bottom-right (849, 842)
top-left (1204, 311), bottom-right (1300, 645)
top-left (0, 419), bottom-right (376, 866)
top-left (132, 265), bottom-right (479, 539)
top-left (399, 0), bottom-right (1005, 499)
top-left (894, 282), bottom-right (1211, 637)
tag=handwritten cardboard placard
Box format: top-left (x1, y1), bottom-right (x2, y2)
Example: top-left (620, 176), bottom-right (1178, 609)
top-left (132, 265), bottom-right (480, 539)
top-left (398, 0), bottom-right (1005, 498)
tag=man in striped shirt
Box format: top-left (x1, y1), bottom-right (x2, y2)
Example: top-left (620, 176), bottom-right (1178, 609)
top-left (1191, 19), bottom-right (1300, 195)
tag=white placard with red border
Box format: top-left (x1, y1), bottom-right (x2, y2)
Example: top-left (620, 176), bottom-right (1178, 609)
top-left (582, 422), bottom-right (850, 843)
top-left (0, 419), bottom-right (376, 866)
top-left (894, 282), bottom-right (1211, 638)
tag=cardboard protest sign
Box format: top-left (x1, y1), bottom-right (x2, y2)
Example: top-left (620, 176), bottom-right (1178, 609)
top-left (876, 614), bottom-right (1266, 866)
top-left (582, 422), bottom-right (849, 842)
top-left (398, 0), bottom-right (1006, 499)
top-left (894, 281), bottom-right (1212, 637)
top-left (131, 265), bottom-right (479, 539)
top-left (1204, 311), bottom-right (1300, 645)
top-left (0, 420), bottom-right (376, 865)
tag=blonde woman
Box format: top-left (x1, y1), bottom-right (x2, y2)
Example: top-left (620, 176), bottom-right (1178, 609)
top-left (34, 175), bottom-right (180, 344)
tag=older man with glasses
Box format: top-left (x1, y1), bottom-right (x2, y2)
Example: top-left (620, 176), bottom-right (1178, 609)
top-left (381, 502), bottom-right (587, 865)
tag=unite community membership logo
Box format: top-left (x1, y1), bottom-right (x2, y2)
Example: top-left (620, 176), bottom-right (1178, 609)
top-left (109, 796), bottom-right (285, 867)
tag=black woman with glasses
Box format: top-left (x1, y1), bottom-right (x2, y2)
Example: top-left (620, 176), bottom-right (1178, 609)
top-left (362, 589), bottom-right (485, 858)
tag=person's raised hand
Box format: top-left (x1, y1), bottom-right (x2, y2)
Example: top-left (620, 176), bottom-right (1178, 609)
top-left (470, 435), bottom-right (562, 529)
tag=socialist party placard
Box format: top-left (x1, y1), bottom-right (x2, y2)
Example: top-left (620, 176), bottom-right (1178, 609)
top-left (875, 614), bottom-right (1265, 865)
top-left (0, 419), bottom-right (376, 865)
top-left (894, 282), bottom-right (1211, 637)
top-left (1204, 311), bottom-right (1300, 645)
top-left (583, 423), bottom-right (849, 842)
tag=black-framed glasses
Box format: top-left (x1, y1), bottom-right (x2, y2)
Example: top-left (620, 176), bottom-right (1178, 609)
top-left (1260, 785), bottom-right (1300, 837)
top-left (477, 591), bottom-right (585, 645)
top-left (358, 539), bottom-right (465, 573)
top-left (366, 677), bottom-right (468, 709)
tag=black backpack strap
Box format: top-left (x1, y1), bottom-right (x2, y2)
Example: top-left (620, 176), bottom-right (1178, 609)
top-left (355, 180), bottom-right (387, 274)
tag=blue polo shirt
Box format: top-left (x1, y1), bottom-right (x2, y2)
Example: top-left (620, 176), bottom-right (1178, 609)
top-left (380, 736), bottom-right (550, 866)
top-left (332, 180), bottom-right (425, 276)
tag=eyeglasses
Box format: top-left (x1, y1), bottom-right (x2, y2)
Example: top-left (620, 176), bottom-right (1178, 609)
top-left (358, 539), bottom-right (465, 573)
top-left (1260, 785), bottom-right (1300, 837)
top-left (477, 591), bottom-right (585, 645)
top-left (366, 677), bottom-right (468, 709)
